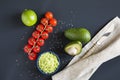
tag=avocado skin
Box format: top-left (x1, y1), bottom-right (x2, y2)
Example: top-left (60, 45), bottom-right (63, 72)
top-left (64, 28), bottom-right (91, 43)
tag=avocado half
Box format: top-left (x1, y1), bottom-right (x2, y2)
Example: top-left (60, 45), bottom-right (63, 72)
top-left (64, 41), bottom-right (82, 56)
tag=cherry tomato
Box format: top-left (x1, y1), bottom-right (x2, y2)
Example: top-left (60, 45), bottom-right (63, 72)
top-left (41, 18), bottom-right (48, 26)
top-left (36, 24), bottom-right (44, 32)
top-left (41, 31), bottom-right (49, 40)
top-left (45, 11), bottom-right (53, 19)
top-left (37, 38), bottom-right (45, 46)
top-left (45, 25), bottom-right (53, 33)
top-left (28, 52), bottom-right (37, 60)
top-left (49, 18), bottom-right (57, 27)
top-left (33, 45), bottom-right (40, 53)
top-left (28, 37), bottom-right (36, 46)
top-left (32, 30), bottom-right (40, 39)
top-left (24, 44), bottom-right (32, 53)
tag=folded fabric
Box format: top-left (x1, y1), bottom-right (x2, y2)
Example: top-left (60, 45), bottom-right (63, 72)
top-left (52, 17), bottom-right (120, 80)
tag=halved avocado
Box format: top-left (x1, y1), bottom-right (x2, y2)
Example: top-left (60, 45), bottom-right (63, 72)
top-left (64, 41), bottom-right (82, 56)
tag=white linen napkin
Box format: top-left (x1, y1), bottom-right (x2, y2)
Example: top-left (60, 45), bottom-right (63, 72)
top-left (52, 17), bottom-right (120, 80)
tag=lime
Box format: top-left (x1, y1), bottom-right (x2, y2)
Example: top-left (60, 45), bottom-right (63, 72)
top-left (21, 9), bottom-right (37, 27)
top-left (64, 28), bottom-right (91, 43)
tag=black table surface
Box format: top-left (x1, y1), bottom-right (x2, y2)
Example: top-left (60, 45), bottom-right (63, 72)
top-left (0, 0), bottom-right (120, 80)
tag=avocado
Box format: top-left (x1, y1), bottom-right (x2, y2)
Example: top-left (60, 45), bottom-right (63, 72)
top-left (64, 28), bottom-right (91, 43)
top-left (64, 41), bottom-right (82, 56)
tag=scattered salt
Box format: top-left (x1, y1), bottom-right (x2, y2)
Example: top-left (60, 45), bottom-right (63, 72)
top-left (15, 11), bottom-right (76, 80)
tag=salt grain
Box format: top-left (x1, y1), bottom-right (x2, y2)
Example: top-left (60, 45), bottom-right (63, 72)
top-left (15, 59), bottom-right (18, 62)
top-left (25, 61), bottom-right (29, 64)
top-left (16, 63), bottom-right (20, 66)
top-left (38, 75), bottom-right (41, 77)
top-left (19, 73), bottom-right (23, 77)
top-left (28, 70), bottom-right (31, 73)
top-left (25, 32), bottom-right (28, 34)
top-left (20, 36), bottom-right (25, 40)
top-left (70, 10), bottom-right (73, 14)
top-left (30, 73), bottom-right (34, 76)
top-left (35, 76), bottom-right (38, 79)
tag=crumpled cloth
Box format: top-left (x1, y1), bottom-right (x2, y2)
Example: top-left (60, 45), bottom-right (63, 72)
top-left (52, 17), bottom-right (120, 80)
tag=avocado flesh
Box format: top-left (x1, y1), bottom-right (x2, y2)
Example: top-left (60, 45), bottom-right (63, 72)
top-left (65, 41), bottom-right (82, 56)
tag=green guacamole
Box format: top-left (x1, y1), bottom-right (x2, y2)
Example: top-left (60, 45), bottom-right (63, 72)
top-left (38, 52), bottom-right (59, 74)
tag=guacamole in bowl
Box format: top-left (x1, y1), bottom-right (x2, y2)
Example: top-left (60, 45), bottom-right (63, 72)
top-left (37, 51), bottom-right (60, 75)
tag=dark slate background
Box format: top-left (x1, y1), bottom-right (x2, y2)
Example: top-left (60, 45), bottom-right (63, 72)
top-left (0, 0), bottom-right (120, 80)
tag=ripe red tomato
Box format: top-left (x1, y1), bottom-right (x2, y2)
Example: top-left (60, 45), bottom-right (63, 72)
top-left (37, 38), bottom-right (45, 46)
top-left (28, 52), bottom-right (37, 60)
top-left (36, 24), bottom-right (44, 32)
top-left (41, 18), bottom-right (48, 26)
top-left (49, 18), bottom-right (57, 27)
top-left (24, 44), bottom-right (32, 53)
top-left (45, 25), bottom-right (53, 33)
top-left (32, 30), bottom-right (40, 39)
top-left (33, 45), bottom-right (40, 53)
top-left (28, 37), bottom-right (36, 46)
top-left (45, 11), bottom-right (53, 19)
top-left (41, 31), bottom-right (49, 40)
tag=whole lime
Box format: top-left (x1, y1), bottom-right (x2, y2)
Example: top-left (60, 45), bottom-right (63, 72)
top-left (21, 9), bottom-right (37, 27)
